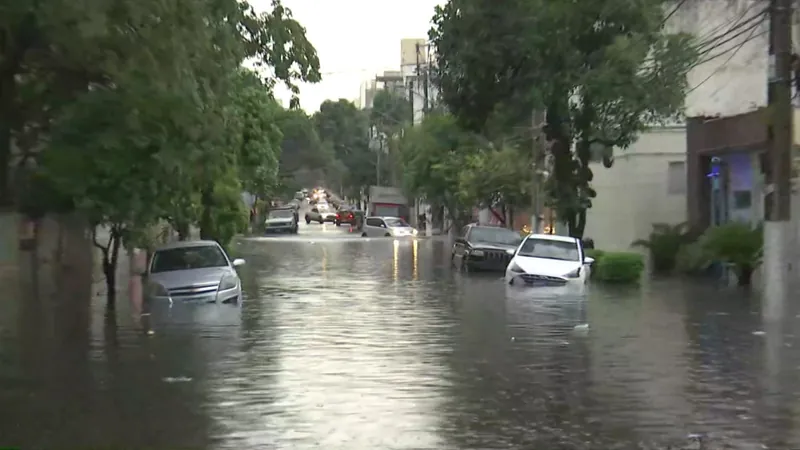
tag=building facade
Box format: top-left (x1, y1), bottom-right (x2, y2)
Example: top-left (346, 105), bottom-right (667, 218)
top-left (586, 0), bottom-right (790, 249)
top-left (584, 127), bottom-right (688, 250)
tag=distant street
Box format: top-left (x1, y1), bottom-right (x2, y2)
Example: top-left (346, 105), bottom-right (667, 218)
top-left (1, 217), bottom-right (799, 449)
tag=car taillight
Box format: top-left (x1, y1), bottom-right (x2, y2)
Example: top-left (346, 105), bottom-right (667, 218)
top-left (348, 214), bottom-right (353, 219)
top-left (336, 213), bottom-right (340, 218)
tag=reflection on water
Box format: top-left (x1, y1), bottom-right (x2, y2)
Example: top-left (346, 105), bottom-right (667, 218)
top-left (1, 235), bottom-right (799, 449)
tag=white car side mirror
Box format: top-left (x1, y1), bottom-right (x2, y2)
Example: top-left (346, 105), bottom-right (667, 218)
top-left (232, 258), bottom-right (246, 267)
top-left (584, 256), bottom-right (594, 265)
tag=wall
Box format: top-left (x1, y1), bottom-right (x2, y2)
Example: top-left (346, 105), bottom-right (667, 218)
top-left (584, 127), bottom-right (687, 251)
top-left (670, 0), bottom-right (767, 117)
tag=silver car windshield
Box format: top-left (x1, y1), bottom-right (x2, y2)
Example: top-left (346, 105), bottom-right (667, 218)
top-left (151, 246), bottom-right (229, 273)
top-left (517, 238), bottom-right (579, 261)
top-left (385, 218), bottom-right (409, 227)
top-left (269, 209), bottom-right (294, 218)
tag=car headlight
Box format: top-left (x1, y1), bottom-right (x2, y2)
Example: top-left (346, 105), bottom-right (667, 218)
top-left (219, 274), bottom-right (238, 290)
top-left (412, 228), bottom-right (418, 235)
top-left (565, 267), bottom-right (582, 278)
top-left (470, 249), bottom-right (484, 256)
top-left (147, 282), bottom-right (169, 297)
top-left (509, 262), bottom-right (525, 273)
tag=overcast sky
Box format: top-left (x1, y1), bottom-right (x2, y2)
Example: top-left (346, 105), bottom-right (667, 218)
top-left (250, 0), bottom-right (442, 112)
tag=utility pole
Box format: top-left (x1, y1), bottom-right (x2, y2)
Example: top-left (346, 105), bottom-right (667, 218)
top-left (764, 0), bottom-right (793, 319)
top-left (416, 42), bottom-right (429, 114)
top-left (531, 110), bottom-right (546, 234)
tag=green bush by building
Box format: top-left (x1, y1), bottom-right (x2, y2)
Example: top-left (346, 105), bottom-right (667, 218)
top-left (590, 250), bottom-right (644, 284)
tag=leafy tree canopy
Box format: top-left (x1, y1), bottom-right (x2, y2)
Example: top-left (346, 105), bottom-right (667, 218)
top-left (1, 0), bottom-right (321, 302)
top-left (399, 113), bottom-right (478, 222)
top-left (313, 99), bottom-right (372, 197)
top-left (430, 0), bottom-right (698, 237)
top-left (370, 89), bottom-right (411, 135)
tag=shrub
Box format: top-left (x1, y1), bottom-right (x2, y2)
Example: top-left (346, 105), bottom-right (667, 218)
top-left (631, 222), bottom-right (694, 273)
top-left (585, 249), bottom-right (605, 278)
top-left (595, 251), bottom-right (644, 284)
top-left (702, 222), bottom-right (762, 286)
top-left (675, 240), bottom-right (712, 275)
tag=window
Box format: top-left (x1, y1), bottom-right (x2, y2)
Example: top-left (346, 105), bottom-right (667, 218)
top-left (366, 218), bottom-right (383, 227)
top-left (151, 245), bottom-right (229, 273)
top-left (384, 218), bottom-right (409, 227)
top-left (269, 209), bottom-right (294, 218)
top-left (517, 238), bottom-right (580, 262)
top-left (733, 190), bottom-right (752, 209)
top-left (667, 161), bottom-right (686, 195)
top-left (468, 227), bottom-right (522, 245)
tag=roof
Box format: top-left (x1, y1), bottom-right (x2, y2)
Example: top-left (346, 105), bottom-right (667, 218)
top-left (366, 216), bottom-right (402, 220)
top-left (524, 233), bottom-right (578, 243)
top-left (154, 240), bottom-right (222, 251)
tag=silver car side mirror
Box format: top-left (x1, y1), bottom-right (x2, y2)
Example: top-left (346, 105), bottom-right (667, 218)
top-left (232, 258), bottom-right (246, 267)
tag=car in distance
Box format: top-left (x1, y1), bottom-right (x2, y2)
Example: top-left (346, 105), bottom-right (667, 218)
top-left (335, 206), bottom-right (358, 226)
top-left (505, 234), bottom-right (594, 288)
top-left (451, 224), bottom-right (523, 271)
top-left (145, 240), bottom-right (245, 305)
top-left (265, 207), bottom-right (298, 233)
top-left (361, 216), bottom-right (418, 237)
top-left (305, 204), bottom-right (336, 224)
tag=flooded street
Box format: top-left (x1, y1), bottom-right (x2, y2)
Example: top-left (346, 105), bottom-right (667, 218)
top-left (2, 223), bottom-right (800, 449)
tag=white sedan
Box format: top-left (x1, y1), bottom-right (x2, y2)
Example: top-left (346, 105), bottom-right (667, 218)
top-left (505, 234), bottom-right (594, 288)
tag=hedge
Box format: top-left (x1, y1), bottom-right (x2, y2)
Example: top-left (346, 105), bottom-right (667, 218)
top-left (589, 250), bottom-right (644, 284)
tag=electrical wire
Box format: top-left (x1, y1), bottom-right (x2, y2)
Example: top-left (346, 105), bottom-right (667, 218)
top-left (687, 20), bottom-right (762, 94)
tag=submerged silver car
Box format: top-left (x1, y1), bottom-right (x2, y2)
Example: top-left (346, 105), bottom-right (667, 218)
top-left (145, 240), bottom-right (245, 305)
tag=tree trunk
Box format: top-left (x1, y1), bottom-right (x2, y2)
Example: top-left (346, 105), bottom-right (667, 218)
top-left (103, 228), bottom-right (122, 308)
top-left (573, 209), bottom-right (587, 239)
top-left (737, 266), bottom-right (753, 287)
top-left (0, 70), bottom-right (15, 207)
top-left (199, 185), bottom-right (214, 240)
top-left (175, 221), bottom-right (189, 240)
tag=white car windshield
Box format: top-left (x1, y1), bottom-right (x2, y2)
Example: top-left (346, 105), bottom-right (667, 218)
top-left (517, 238), bottom-right (580, 261)
top-left (269, 209), bottom-right (294, 218)
top-left (151, 245), bottom-right (229, 273)
top-left (469, 227), bottom-right (522, 245)
top-left (385, 218), bottom-right (409, 227)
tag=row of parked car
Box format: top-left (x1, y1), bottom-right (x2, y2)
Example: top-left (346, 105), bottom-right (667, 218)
top-left (451, 223), bottom-right (595, 289)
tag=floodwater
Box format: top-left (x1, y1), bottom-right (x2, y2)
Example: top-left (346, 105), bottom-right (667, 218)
top-left (1, 223), bottom-right (800, 449)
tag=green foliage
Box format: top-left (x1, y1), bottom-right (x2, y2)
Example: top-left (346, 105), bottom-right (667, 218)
top-left (430, 0), bottom-right (699, 238)
top-left (459, 145), bottom-right (532, 208)
top-left (313, 99), bottom-right (372, 197)
top-left (701, 222), bottom-right (763, 285)
top-left (675, 241), bottom-right (712, 276)
top-left (371, 89), bottom-right (411, 135)
top-left (276, 108), bottom-right (333, 191)
top-left (2, 0), bottom-right (321, 302)
top-left (230, 70), bottom-right (284, 199)
top-left (399, 114), bottom-right (478, 221)
top-left (594, 251), bottom-right (645, 284)
top-left (631, 222), bottom-right (694, 273)
top-left (584, 249), bottom-right (605, 279)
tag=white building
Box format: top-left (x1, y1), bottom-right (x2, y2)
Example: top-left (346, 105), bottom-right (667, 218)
top-left (585, 0), bottom-right (774, 249)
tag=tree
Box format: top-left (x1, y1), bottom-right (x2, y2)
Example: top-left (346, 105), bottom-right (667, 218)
top-left (276, 108), bottom-right (332, 194)
top-left (313, 99), bottom-right (372, 198)
top-left (231, 69), bottom-right (284, 201)
top-left (459, 145), bottom-right (532, 224)
top-left (399, 114), bottom-right (478, 226)
top-left (430, 0), bottom-right (698, 237)
top-left (370, 89), bottom-right (412, 187)
top-left (7, 0), bottom-right (321, 304)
